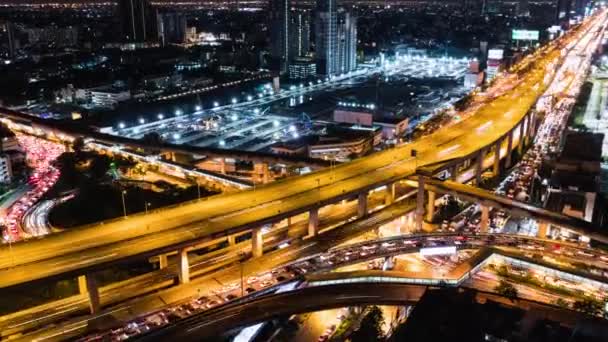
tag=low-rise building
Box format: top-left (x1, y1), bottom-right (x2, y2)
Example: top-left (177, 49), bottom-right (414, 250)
top-left (333, 105), bottom-right (409, 141)
top-left (0, 154), bottom-right (13, 183)
top-left (544, 132), bottom-right (605, 225)
top-left (289, 57), bottom-right (317, 79)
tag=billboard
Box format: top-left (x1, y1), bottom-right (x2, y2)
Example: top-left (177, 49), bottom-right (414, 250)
top-left (512, 29), bottom-right (540, 41)
top-left (420, 246), bottom-right (457, 256)
top-left (487, 49), bottom-right (504, 60)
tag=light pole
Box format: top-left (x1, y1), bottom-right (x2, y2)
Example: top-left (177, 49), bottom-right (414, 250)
top-left (145, 202), bottom-right (151, 214)
top-left (121, 190), bottom-right (127, 218)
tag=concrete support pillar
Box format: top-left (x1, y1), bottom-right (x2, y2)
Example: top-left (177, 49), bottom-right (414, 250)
top-left (80, 274), bottom-right (100, 314)
top-left (425, 190), bottom-right (436, 223)
top-left (308, 208), bottom-right (319, 237)
top-left (287, 216), bottom-right (292, 226)
top-left (475, 149), bottom-right (485, 186)
top-left (493, 140), bottom-right (501, 177)
top-left (506, 130), bottom-right (514, 168)
top-left (537, 221), bottom-right (549, 239)
top-left (357, 192), bottom-right (368, 218)
top-left (220, 158), bottom-right (227, 174)
top-left (517, 120), bottom-right (525, 155)
top-left (78, 275), bottom-right (87, 294)
top-left (158, 254), bottom-right (168, 269)
top-left (178, 249), bottom-right (190, 284)
top-left (261, 163), bottom-right (270, 184)
top-left (480, 205), bottom-right (490, 233)
top-left (227, 235), bottom-right (236, 246)
top-left (415, 176), bottom-right (425, 232)
top-left (252, 228), bottom-right (263, 257)
top-left (385, 183), bottom-right (396, 205)
top-left (170, 152), bottom-right (177, 162)
top-left (450, 164), bottom-right (458, 181)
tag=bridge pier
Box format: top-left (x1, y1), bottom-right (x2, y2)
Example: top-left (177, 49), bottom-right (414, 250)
top-left (493, 140), bottom-right (501, 177)
top-left (158, 254), bottom-right (168, 269)
top-left (357, 192), bottom-right (368, 218)
top-left (450, 164), bottom-right (458, 181)
top-left (480, 204), bottom-right (490, 233)
top-left (385, 183), bottom-right (396, 205)
top-left (475, 148), bottom-right (485, 185)
top-left (506, 130), bottom-right (514, 168)
top-left (79, 274), bottom-right (100, 314)
top-left (220, 158), bottom-right (227, 174)
top-left (517, 120), bottom-right (525, 155)
top-left (227, 235), bottom-right (236, 246)
top-left (179, 249), bottom-right (190, 284)
top-left (252, 228), bottom-right (263, 257)
top-left (308, 208), bottom-right (319, 237)
top-left (261, 163), bottom-right (270, 184)
top-left (537, 221), bottom-right (549, 239)
top-left (425, 190), bottom-right (436, 223)
top-left (416, 176), bottom-right (425, 232)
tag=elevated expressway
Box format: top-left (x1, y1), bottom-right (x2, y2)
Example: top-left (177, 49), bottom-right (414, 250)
top-left (0, 12), bottom-right (605, 334)
top-left (0, 11), bottom-right (604, 298)
top-left (136, 236), bottom-right (608, 341)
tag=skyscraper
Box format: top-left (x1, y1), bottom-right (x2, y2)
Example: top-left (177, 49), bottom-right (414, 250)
top-left (315, 0), bottom-right (337, 76)
top-left (336, 10), bottom-right (357, 74)
top-left (118, 0), bottom-right (158, 42)
top-left (556, 0), bottom-right (572, 24)
top-left (157, 11), bottom-right (187, 46)
top-left (289, 10), bottom-right (311, 60)
top-left (6, 22), bottom-right (16, 59)
top-left (315, 0), bottom-right (356, 77)
top-left (269, 0), bottom-right (290, 73)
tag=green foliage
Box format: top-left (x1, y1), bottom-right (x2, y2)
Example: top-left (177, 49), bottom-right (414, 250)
top-left (494, 280), bottom-right (518, 301)
top-left (350, 306), bottom-right (384, 342)
top-left (572, 298), bottom-right (603, 316)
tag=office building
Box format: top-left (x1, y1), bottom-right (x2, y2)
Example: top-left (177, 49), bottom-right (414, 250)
top-left (315, 0), bottom-right (357, 77)
top-left (157, 12), bottom-right (187, 45)
top-left (556, 0), bottom-right (572, 24)
top-left (289, 57), bottom-right (316, 79)
top-left (0, 154), bottom-right (12, 184)
top-left (6, 22), bottom-right (16, 58)
top-left (289, 10), bottom-right (311, 59)
top-left (269, 0), bottom-right (290, 73)
top-left (118, 0), bottom-right (158, 42)
top-left (336, 10), bottom-right (357, 75)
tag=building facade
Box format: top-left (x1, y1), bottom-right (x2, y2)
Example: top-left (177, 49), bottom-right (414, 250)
top-left (118, 0), bottom-right (158, 42)
top-left (315, 1), bottom-right (356, 77)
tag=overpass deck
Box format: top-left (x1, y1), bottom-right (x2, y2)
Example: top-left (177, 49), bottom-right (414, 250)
top-left (0, 13), bottom-right (603, 289)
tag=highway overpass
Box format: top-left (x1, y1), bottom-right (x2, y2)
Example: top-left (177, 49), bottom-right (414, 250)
top-left (0, 9), bottom-right (604, 324)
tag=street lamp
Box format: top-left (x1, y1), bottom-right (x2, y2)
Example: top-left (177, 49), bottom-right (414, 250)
top-left (121, 190), bottom-right (127, 218)
top-left (118, 122), bottom-right (126, 129)
top-left (195, 105), bottom-right (202, 111)
top-left (157, 113), bottom-right (164, 120)
top-left (145, 202), bottom-right (151, 214)
top-left (139, 118), bottom-right (145, 124)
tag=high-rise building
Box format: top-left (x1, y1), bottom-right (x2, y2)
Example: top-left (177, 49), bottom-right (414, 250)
top-left (336, 10), bottom-right (357, 75)
top-left (6, 22), bottom-right (16, 58)
top-left (315, 0), bottom-right (337, 76)
top-left (556, 0), bottom-right (572, 24)
top-left (118, 0), bottom-right (158, 42)
top-left (289, 10), bottom-right (311, 59)
top-left (315, 1), bottom-right (357, 77)
top-left (269, 0), bottom-right (290, 73)
top-left (157, 12), bottom-right (187, 45)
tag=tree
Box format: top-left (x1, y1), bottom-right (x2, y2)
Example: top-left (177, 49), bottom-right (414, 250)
top-left (72, 137), bottom-right (85, 155)
top-left (494, 280), bottom-right (518, 301)
top-left (350, 306), bottom-right (384, 342)
top-left (554, 298), bottom-right (569, 309)
top-left (572, 298), bottom-right (602, 316)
